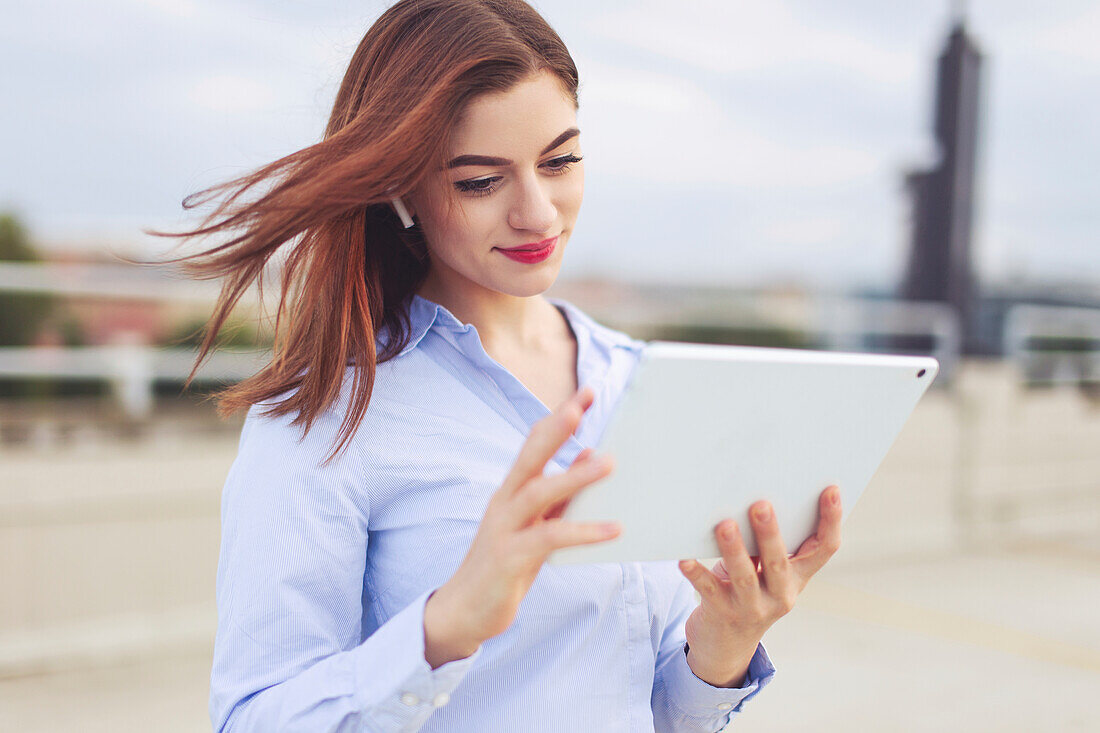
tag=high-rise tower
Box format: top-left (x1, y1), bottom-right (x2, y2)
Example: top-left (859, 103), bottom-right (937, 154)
top-left (901, 14), bottom-right (983, 353)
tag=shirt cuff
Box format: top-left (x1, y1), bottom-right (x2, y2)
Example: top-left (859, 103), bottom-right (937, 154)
top-left (352, 588), bottom-right (482, 729)
top-left (665, 641), bottom-right (776, 721)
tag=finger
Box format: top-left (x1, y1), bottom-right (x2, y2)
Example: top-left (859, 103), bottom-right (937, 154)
top-left (511, 453), bottom-right (614, 525)
top-left (714, 520), bottom-right (763, 602)
top-left (503, 387), bottom-right (595, 493)
top-left (524, 517), bottom-right (620, 553)
top-left (556, 386), bottom-right (595, 416)
top-left (572, 448), bottom-right (596, 465)
top-left (543, 449), bottom-right (597, 520)
top-left (711, 558), bottom-right (730, 581)
top-left (544, 498), bottom-right (570, 521)
top-left (791, 485), bottom-right (843, 581)
top-left (678, 559), bottom-right (734, 612)
top-left (748, 501), bottom-right (793, 594)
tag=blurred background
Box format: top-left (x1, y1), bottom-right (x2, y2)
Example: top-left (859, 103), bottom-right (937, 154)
top-left (2, 1), bottom-right (1098, 730)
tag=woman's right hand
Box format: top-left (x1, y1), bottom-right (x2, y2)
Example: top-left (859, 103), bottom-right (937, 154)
top-left (422, 386), bottom-right (619, 668)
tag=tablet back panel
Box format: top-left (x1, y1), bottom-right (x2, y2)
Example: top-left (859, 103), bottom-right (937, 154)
top-left (552, 341), bottom-right (939, 564)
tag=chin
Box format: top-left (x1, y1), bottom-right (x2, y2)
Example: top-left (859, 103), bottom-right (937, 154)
top-left (495, 266), bottom-right (561, 299)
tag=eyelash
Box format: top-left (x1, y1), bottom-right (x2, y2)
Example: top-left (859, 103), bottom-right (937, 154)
top-left (453, 154), bottom-right (583, 198)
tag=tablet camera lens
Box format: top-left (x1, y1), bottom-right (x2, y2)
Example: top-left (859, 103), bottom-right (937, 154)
top-left (917, 369), bottom-right (926, 378)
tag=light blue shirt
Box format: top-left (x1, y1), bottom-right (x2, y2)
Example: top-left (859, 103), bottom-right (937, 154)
top-left (210, 293), bottom-right (776, 732)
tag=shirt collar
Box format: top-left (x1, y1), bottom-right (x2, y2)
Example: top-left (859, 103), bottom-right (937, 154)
top-left (378, 292), bottom-right (641, 360)
top-left (395, 294), bottom-right (463, 356)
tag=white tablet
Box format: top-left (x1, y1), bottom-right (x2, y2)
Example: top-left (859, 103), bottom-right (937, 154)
top-left (551, 341), bottom-right (939, 564)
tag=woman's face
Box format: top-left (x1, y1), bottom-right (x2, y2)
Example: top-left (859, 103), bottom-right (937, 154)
top-left (408, 69), bottom-right (583, 301)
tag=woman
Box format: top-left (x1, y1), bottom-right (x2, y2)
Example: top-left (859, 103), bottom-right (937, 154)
top-left (164, 1), bottom-right (842, 730)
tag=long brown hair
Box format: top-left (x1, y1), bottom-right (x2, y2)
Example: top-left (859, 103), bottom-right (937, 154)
top-left (152, 0), bottom-right (580, 463)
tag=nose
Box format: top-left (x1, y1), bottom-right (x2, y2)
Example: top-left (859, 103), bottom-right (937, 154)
top-left (507, 172), bottom-right (557, 234)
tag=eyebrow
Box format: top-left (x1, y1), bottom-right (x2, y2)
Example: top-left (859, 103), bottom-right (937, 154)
top-left (445, 127), bottom-right (580, 169)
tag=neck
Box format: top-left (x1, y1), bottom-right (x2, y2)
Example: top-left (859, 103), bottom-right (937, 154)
top-left (415, 273), bottom-right (565, 353)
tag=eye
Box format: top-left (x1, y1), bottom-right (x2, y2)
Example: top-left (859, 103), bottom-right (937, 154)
top-left (452, 154), bottom-right (583, 198)
top-left (543, 153), bottom-right (583, 174)
top-left (453, 176), bottom-right (502, 197)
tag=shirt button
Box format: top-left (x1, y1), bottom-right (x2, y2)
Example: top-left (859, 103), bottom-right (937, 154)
top-left (400, 692), bottom-right (420, 706)
top-left (432, 692), bottom-right (451, 707)
top-left (717, 702), bottom-right (734, 711)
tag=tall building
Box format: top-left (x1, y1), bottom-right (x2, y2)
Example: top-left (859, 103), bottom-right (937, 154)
top-left (900, 16), bottom-right (983, 354)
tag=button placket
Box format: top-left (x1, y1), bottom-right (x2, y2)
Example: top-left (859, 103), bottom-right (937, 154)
top-left (447, 324), bottom-right (588, 469)
top-left (418, 296), bottom-right (602, 470)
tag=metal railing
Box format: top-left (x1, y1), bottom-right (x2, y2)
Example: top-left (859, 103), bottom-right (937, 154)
top-left (3, 263), bottom-right (970, 417)
top-left (814, 296), bottom-right (959, 375)
top-left (0, 345), bottom-right (268, 418)
top-left (1, 261), bottom-right (272, 418)
top-left (584, 289), bottom-right (960, 369)
top-left (1004, 304), bottom-right (1100, 384)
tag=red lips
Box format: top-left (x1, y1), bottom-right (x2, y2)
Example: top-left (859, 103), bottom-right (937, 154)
top-left (495, 237), bottom-right (557, 264)
top-left (496, 235), bottom-right (558, 252)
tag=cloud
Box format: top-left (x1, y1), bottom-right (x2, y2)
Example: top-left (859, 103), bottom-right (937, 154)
top-left (3, 0), bottom-right (1097, 287)
top-left (588, 0), bottom-right (919, 87)
top-left (577, 58), bottom-right (880, 188)
top-left (128, 0), bottom-right (199, 19)
top-left (761, 216), bottom-right (853, 247)
top-left (188, 75), bottom-right (278, 114)
top-left (1028, 4), bottom-right (1100, 67)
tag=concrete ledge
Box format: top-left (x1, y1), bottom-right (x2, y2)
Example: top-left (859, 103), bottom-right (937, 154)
top-left (0, 604), bottom-right (214, 679)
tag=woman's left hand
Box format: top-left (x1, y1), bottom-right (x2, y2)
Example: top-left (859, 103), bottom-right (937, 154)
top-left (678, 485), bottom-right (843, 687)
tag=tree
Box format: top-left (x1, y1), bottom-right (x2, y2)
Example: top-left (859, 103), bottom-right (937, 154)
top-left (0, 212), bottom-right (54, 345)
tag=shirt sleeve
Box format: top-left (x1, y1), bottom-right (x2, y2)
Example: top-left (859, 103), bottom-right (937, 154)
top-left (209, 405), bottom-right (480, 733)
top-left (650, 569), bottom-right (776, 732)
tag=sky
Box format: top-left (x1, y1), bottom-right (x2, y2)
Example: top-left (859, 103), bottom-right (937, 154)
top-left (1, 0), bottom-right (1097, 290)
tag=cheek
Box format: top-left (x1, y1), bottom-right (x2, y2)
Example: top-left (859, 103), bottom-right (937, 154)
top-left (430, 200), bottom-right (498, 257)
top-left (561, 175), bottom-right (584, 219)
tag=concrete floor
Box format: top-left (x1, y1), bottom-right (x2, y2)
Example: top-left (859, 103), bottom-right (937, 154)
top-left (3, 370), bottom-right (1099, 731)
top-left (2, 542), bottom-right (1098, 732)
top-left (735, 542), bottom-right (1100, 732)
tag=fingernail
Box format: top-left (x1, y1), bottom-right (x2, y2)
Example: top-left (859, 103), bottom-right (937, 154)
top-left (801, 538), bottom-right (820, 554)
top-left (830, 488), bottom-right (841, 506)
top-left (601, 521), bottom-right (621, 536)
top-left (721, 523), bottom-right (738, 541)
top-left (752, 505), bottom-right (771, 523)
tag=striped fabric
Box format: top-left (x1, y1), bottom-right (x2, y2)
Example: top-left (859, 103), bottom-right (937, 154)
top-left (210, 294), bottom-right (775, 732)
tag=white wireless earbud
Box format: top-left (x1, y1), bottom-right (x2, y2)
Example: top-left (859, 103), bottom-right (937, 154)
top-left (390, 196), bottom-right (415, 229)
